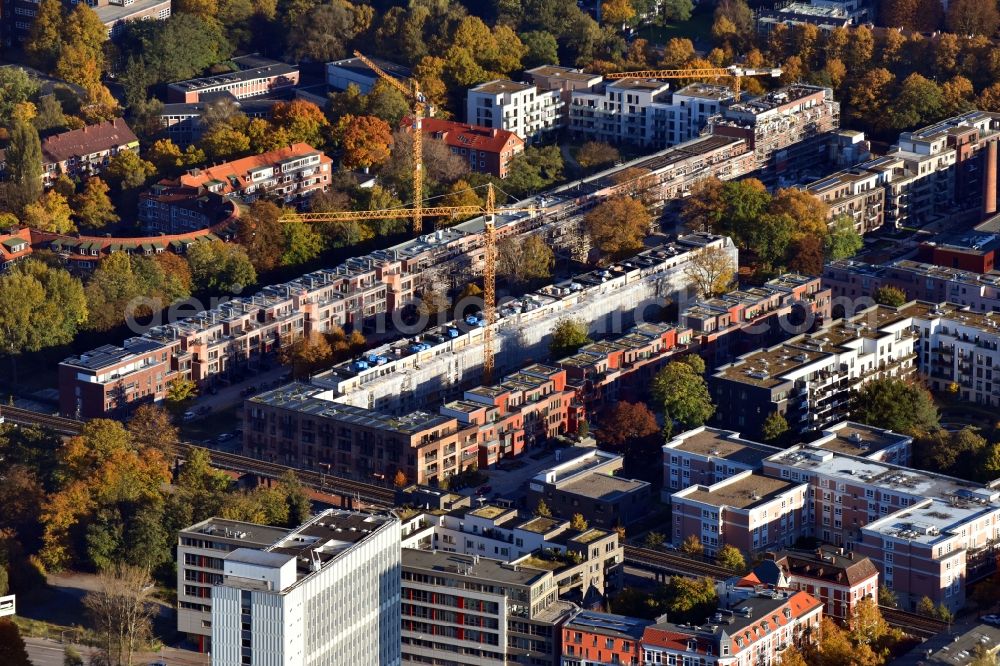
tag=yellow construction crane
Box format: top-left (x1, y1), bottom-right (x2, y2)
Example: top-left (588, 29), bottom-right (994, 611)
top-left (605, 65), bottom-right (782, 99)
top-left (352, 50), bottom-right (427, 234)
top-left (286, 184), bottom-right (522, 384)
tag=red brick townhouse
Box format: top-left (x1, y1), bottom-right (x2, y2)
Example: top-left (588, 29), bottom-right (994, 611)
top-left (411, 117), bottom-right (524, 178)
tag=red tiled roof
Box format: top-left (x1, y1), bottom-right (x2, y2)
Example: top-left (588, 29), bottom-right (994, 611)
top-left (177, 143), bottom-right (331, 195)
top-left (0, 227), bottom-right (33, 262)
top-left (411, 118), bottom-right (523, 156)
top-left (41, 119), bottom-right (139, 164)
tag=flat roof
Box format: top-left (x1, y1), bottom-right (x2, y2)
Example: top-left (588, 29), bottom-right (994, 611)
top-left (561, 474), bottom-right (649, 501)
top-left (667, 428), bottom-right (780, 466)
top-left (402, 549), bottom-right (548, 586)
top-left (472, 79), bottom-right (534, 95)
top-left (680, 473), bottom-right (802, 509)
top-left (95, 0), bottom-right (169, 23)
top-left (811, 422), bottom-right (910, 456)
top-left (565, 610), bottom-right (652, 639)
top-left (181, 518), bottom-right (290, 547)
top-left (168, 61), bottom-right (298, 92)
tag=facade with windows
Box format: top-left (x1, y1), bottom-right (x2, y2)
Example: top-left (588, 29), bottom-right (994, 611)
top-left (210, 510), bottom-right (401, 666)
top-left (467, 80), bottom-right (563, 143)
top-left (401, 549), bottom-right (576, 665)
top-left (176, 519), bottom-right (290, 653)
top-left (639, 590), bottom-right (822, 666)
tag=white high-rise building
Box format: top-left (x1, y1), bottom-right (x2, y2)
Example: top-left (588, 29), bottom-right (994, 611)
top-left (210, 510), bottom-right (401, 666)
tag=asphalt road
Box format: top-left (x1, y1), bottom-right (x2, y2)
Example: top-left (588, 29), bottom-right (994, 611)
top-left (25, 638), bottom-right (95, 666)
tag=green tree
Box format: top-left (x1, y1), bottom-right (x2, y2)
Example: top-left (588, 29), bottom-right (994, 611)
top-left (761, 411), bottom-right (789, 442)
top-left (661, 0), bottom-right (694, 22)
top-left (119, 14), bottom-right (233, 85)
top-left (748, 213), bottom-right (794, 268)
top-left (176, 448), bottom-right (232, 522)
top-left (651, 361), bottom-right (715, 435)
top-left (878, 584), bottom-right (898, 608)
top-left (716, 544), bottom-right (746, 572)
top-left (278, 470), bottom-right (312, 527)
top-left (105, 151), bottom-right (155, 191)
top-left (4, 119), bottom-right (44, 213)
top-left (505, 145), bottom-right (564, 197)
top-left (166, 377), bottom-right (198, 404)
top-left (282, 219), bottom-right (325, 266)
top-left (34, 94), bottom-right (66, 133)
top-left (73, 178), bottom-right (118, 229)
top-left (0, 69), bottom-right (39, 127)
top-left (534, 499), bottom-right (553, 517)
top-left (520, 30), bottom-right (560, 68)
top-left (664, 575), bottom-right (717, 623)
top-left (873, 285), bottom-right (908, 307)
top-left (201, 125), bottom-right (251, 162)
top-left (890, 73), bottom-right (944, 130)
top-left (25, 0), bottom-right (63, 71)
top-left (187, 240), bottom-right (257, 293)
top-left (0, 261), bottom-right (87, 380)
top-left (286, 0), bottom-right (372, 63)
top-left (825, 214), bottom-right (863, 260)
top-left (849, 597), bottom-right (892, 648)
top-left (852, 378), bottom-right (939, 435)
top-left (549, 318), bottom-right (591, 358)
top-left (364, 80), bottom-right (411, 126)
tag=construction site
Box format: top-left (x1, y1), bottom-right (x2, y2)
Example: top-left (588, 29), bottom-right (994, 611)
top-left (311, 232), bottom-right (736, 415)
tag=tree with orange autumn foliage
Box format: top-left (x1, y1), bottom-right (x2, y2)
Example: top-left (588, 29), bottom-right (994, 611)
top-left (337, 114), bottom-right (393, 169)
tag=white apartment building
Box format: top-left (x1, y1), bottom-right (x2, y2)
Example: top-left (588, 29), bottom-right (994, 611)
top-left (210, 510), bottom-right (401, 666)
top-left (177, 518), bottom-right (291, 653)
top-left (466, 80), bottom-right (562, 143)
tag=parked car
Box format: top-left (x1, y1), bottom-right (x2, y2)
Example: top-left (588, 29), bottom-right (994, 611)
top-left (217, 432), bottom-right (235, 443)
top-left (182, 411), bottom-right (197, 422)
top-left (982, 614), bottom-right (1000, 626)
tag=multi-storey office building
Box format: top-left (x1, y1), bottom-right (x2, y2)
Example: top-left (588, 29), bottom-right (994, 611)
top-left (560, 610), bottom-right (650, 666)
top-left (467, 80), bottom-right (563, 143)
top-left (680, 273), bottom-right (831, 368)
top-left (401, 502), bottom-right (624, 606)
top-left (211, 510), bottom-right (401, 666)
top-left (708, 304), bottom-right (919, 437)
top-left (671, 471), bottom-right (811, 556)
top-left (401, 549), bottom-right (576, 666)
top-left (62, 132), bottom-right (757, 418)
top-left (527, 449), bottom-right (651, 528)
top-left (176, 518), bottom-right (291, 652)
top-left (638, 590), bottom-right (823, 666)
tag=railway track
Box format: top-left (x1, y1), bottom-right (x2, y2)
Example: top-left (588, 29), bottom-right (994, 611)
top-left (624, 545), bottom-right (735, 579)
top-left (0, 406), bottom-right (396, 507)
top-left (879, 606), bottom-right (949, 638)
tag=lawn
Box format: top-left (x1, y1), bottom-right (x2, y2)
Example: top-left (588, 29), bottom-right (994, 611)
top-left (636, 5), bottom-right (715, 48)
